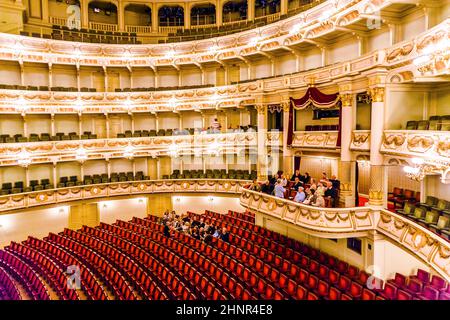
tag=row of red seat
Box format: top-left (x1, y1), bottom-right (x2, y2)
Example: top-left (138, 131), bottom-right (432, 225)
top-left (6, 242), bottom-right (79, 300)
top-left (80, 224), bottom-right (196, 300)
top-left (112, 219), bottom-right (234, 299)
top-left (25, 236), bottom-right (108, 300)
top-left (136, 216), bottom-right (380, 300)
top-left (46, 232), bottom-right (138, 300)
top-left (383, 270), bottom-right (450, 300)
top-left (196, 211), bottom-right (450, 300)
top-left (0, 266), bottom-right (21, 300)
top-left (0, 250), bottom-right (49, 300)
top-left (225, 210), bottom-right (255, 223)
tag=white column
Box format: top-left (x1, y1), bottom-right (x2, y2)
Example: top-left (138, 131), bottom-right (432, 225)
top-left (51, 115), bottom-right (55, 136)
top-left (216, 0), bottom-right (222, 26)
top-left (179, 114), bottom-right (183, 130)
top-left (184, 4), bottom-right (190, 29)
top-left (81, 0), bottom-right (89, 28)
top-left (155, 114), bottom-right (159, 131)
top-left (105, 114), bottom-right (110, 138)
top-left (23, 115), bottom-right (27, 136)
top-left (78, 114), bottom-right (82, 136)
top-left (152, 3), bottom-right (158, 32)
top-left (339, 92), bottom-right (356, 207)
top-left (282, 103), bottom-right (292, 175)
top-left (52, 163), bottom-right (57, 186)
top-left (130, 114), bottom-right (135, 132)
top-left (107, 160), bottom-right (111, 178)
top-left (281, 0), bottom-right (288, 15)
top-left (248, 0), bottom-right (255, 21)
top-left (156, 158), bottom-right (161, 179)
top-left (256, 104), bottom-right (268, 181)
top-left (25, 167), bottom-right (30, 187)
top-left (368, 85), bottom-right (386, 207)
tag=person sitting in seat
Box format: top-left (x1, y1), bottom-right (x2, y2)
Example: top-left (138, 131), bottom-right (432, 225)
top-left (312, 193), bottom-right (325, 207)
top-left (211, 118), bottom-right (221, 133)
top-left (213, 228), bottom-right (221, 238)
top-left (291, 169), bottom-right (301, 181)
top-left (261, 180), bottom-right (274, 195)
top-left (303, 188), bottom-right (316, 205)
top-left (324, 181), bottom-right (338, 207)
top-left (292, 177), bottom-right (303, 191)
top-left (220, 227), bottom-right (230, 242)
top-left (329, 175), bottom-right (341, 190)
top-left (163, 221), bottom-right (171, 237)
top-left (294, 186), bottom-right (306, 203)
top-left (274, 179), bottom-right (286, 198)
top-left (301, 172), bottom-right (311, 184)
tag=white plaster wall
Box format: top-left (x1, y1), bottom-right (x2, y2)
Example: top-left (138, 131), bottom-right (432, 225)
top-left (171, 195), bottom-right (244, 215)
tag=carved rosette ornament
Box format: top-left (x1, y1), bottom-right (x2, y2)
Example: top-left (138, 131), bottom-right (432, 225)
top-left (368, 87), bottom-right (385, 103)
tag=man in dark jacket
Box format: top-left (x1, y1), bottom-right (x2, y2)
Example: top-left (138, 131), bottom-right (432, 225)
top-left (220, 227), bottom-right (230, 243)
top-left (163, 222), bottom-right (171, 237)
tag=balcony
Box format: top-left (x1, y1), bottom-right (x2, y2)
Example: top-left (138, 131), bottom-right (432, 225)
top-left (350, 130), bottom-right (370, 152)
top-left (240, 189), bottom-right (450, 282)
top-left (0, 179), bottom-right (249, 213)
top-left (381, 130), bottom-right (449, 164)
top-left (0, 132), bottom-right (258, 166)
top-left (291, 131), bottom-right (339, 149)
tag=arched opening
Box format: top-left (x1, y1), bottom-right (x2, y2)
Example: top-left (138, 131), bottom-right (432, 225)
top-left (191, 3), bottom-right (216, 26)
top-left (124, 4), bottom-right (151, 33)
top-left (158, 6), bottom-right (184, 27)
top-left (255, 0), bottom-right (280, 18)
top-left (124, 4), bottom-right (151, 27)
top-left (48, 0), bottom-right (81, 27)
top-left (88, 1), bottom-right (118, 27)
top-left (222, 0), bottom-right (247, 24)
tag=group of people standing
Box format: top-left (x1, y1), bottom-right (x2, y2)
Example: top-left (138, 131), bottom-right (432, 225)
top-left (248, 170), bottom-right (340, 208)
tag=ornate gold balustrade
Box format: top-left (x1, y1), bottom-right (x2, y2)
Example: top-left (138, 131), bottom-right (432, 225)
top-left (0, 18), bottom-right (447, 114)
top-left (381, 130), bottom-right (450, 165)
top-left (2, 1), bottom-right (444, 75)
top-left (240, 188), bottom-right (450, 282)
top-left (0, 132), bottom-right (258, 166)
top-left (265, 131), bottom-right (283, 148)
top-left (0, 179), bottom-right (249, 214)
top-left (350, 130), bottom-right (370, 152)
top-left (291, 131), bottom-right (339, 149)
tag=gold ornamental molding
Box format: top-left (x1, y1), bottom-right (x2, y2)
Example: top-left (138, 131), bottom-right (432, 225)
top-left (240, 189), bottom-right (450, 282)
top-left (0, 179), bottom-right (250, 214)
top-left (350, 130), bottom-right (370, 151)
top-left (291, 131), bottom-right (339, 150)
top-left (381, 130), bottom-right (450, 167)
top-left (340, 93), bottom-right (354, 107)
top-left (368, 87), bottom-right (385, 103)
top-left (0, 132), bottom-right (259, 167)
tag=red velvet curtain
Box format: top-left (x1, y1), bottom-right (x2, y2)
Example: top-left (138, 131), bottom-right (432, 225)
top-left (287, 87), bottom-right (341, 147)
top-left (290, 87), bottom-right (340, 110)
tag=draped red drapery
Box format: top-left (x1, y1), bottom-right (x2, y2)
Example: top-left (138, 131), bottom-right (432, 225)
top-left (287, 87), bottom-right (341, 147)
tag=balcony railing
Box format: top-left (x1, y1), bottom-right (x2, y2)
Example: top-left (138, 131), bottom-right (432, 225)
top-left (159, 26), bottom-right (184, 34)
top-left (0, 132), bottom-right (258, 166)
top-left (381, 130), bottom-right (449, 163)
top-left (291, 131), bottom-right (339, 149)
top-left (88, 22), bottom-right (118, 32)
top-left (240, 189), bottom-right (450, 282)
top-left (49, 16), bottom-right (67, 27)
top-left (0, 179), bottom-right (249, 213)
top-left (125, 25), bottom-right (152, 34)
top-left (350, 130), bottom-right (370, 151)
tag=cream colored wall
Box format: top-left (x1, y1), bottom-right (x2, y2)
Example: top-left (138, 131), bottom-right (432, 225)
top-left (0, 206), bottom-right (70, 248)
top-left (171, 195), bottom-right (244, 215)
top-left (0, 166), bottom-right (25, 185)
top-left (110, 158), bottom-right (133, 173)
top-left (159, 70), bottom-right (179, 87)
top-left (131, 68), bottom-right (154, 88)
top-left (357, 162), bottom-right (370, 196)
top-left (298, 157), bottom-right (334, 180)
top-left (402, 12), bottom-right (426, 42)
top-left (29, 163), bottom-right (53, 183)
top-left (56, 161), bottom-right (80, 181)
top-left (23, 63), bottom-right (49, 87)
top-left (385, 88), bottom-right (428, 129)
top-left (98, 197), bottom-right (148, 224)
top-left (367, 26), bottom-right (390, 52)
top-left (371, 237), bottom-right (432, 281)
top-left (181, 68), bottom-right (202, 86)
top-left (159, 112), bottom-right (179, 129)
top-left (134, 113), bottom-right (156, 130)
top-left (54, 114), bottom-right (79, 133)
top-left (274, 53), bottom-right (295, 76)
top-left (0, 61), bottom-right (21, 85)
top-left (425, 175), bottom-right (450, 201)
top-left (0, 114), bottom-right (23, 136)
top-left (182, 111), bottom-right (202, 128)
top-left (52, 65), bottom-right (77, 88)
top-left (327, 37), bottom-right (359, 64)
top-left (26, 114), bottom-right (51, 134)
top-left (356, 102), bottom-right (371, 130)
top-left (387, 166), bottom-right (420, 194)
top-left (48, 0), bottom-right (70, 19)
top-left (83, 160), bottom-right (107, 176)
